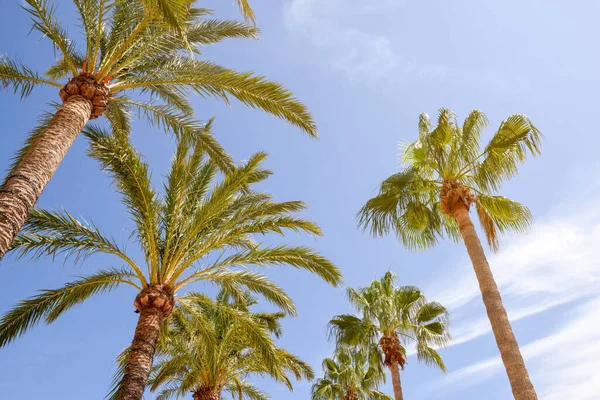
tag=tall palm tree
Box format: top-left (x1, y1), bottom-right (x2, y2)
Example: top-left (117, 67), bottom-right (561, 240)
top-left (140, 290), bottom-right (314, 400)
top-left (358, 109), bottom-right (541, 399)
top-left (0, 125), bottom-right (341, 400)
top-left (311, 346), bottom-right (392, 400)
top-left (0, 0), bottom-right (317, 259)
top-left (329, 272), bottom-right (449, 400)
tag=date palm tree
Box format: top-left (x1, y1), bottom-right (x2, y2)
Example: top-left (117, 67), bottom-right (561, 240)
top-left (358, 109), bottom-right (541, 399)
top-left (0, 125), bottom-right (341, 400)
top-left (311, 346), bottom-right (392, 400)
top-left (0, 0), bottom-right (317, 259)
top-left (329, 272), bottom-right (449, 400)
top-left (139, 290), bottom-right (313, 400)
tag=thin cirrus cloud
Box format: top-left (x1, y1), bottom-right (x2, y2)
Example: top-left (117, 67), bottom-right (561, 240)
top-left (283, 0), bottom-right (446, 83)
top-left (424, 295), bottom-right (600, 399)
top-left (411, 198), bottom-right (600, 398)
top-left (425, 198), bottom-right (600, 349)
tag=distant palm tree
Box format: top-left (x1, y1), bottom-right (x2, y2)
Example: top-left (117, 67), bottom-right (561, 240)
top-left (311, 346), bottom-right (392, 400)
top-left (0, 126), bottom-right (341, 400)
top-left (359, 109), bottom-right (541, 399)
top-left (135, 290), bottom-right (313, 400)
top-left (0, 0), bottom-right (317, 259)
top-left (329, 272), bottom-right (449, 400)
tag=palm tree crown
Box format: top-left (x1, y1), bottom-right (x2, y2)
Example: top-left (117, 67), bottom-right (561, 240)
top-left (311, 346), bottom-right (392, 400)
top-left (359, 108), bottom-right (541, 251)
top-left (146, 290), bottom-right (314, 400)
top-left (2, 0), bottom-right (316, 135)
top-left (0, 124), bottom-right (341, 347)
top-left (0, 123), bottom-right (341, 400)
top-left (329, 272), bottom-right (450, 373)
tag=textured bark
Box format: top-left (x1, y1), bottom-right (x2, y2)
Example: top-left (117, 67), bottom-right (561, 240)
top-left (116, 286), bottom-right (175, 400)
top-left (0, 95), bottom-right (92, 260)
top-left (193, 387), bottom-right (221, 400)
top-left (454, 207), bottom-right (538, 400)
top-left (379, 334), bottom-right (406, 369)
top-left (389, 362), bottom-right (404, 400)
top-left (59, 73), bottom-right (110, 119)
top-left (344, 389), bottom-right (358, 400)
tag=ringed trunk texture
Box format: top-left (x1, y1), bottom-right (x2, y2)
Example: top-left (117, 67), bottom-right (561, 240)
top-left (389, 362), bottom-right (404, 400)
top-left (193, 387), bottom-right (221, 400)
top-left (454, 207), bottom-right (537, 400)
top-left (116, 286), bottom-right (174, 400)
top-left (0, 95), bottom-right (92, 259)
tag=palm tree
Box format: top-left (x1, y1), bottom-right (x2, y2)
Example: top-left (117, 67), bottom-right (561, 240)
top-left (0, 0), bottom-right (317, 260)
top-left (359, 109), bottom-right (541, 399)
top-left (311, 346), bottom-right (392, 400)
top-left (138, 290), bottom-right (314, 400)
top-left (0, 125), bottom-right (341, 400)
top-left (329, 272), bottom-right (449, 400)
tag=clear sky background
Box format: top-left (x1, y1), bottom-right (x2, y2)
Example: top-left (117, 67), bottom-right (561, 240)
top-left (1, 0), bottom-right (600, 399)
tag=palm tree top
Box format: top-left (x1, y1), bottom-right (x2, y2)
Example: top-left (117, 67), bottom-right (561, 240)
top-left (312, 346), bottom-right (392, 400)
top-left (145, 290), bottom-right (313, 400)
top-left (1, 0), bottom-right (317, 136)
top-left (0, 124), bottom-right (341, 348)
top-left (358, 108), bottom-right (542, 251)
top-left (329, 272), bottom-right (450, 373)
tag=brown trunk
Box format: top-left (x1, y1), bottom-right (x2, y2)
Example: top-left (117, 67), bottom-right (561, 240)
top-left (389, 362), bottom-right (404, 400)
top-left (343, 389), bottom-right (359, 400)
top-left (0, 95), bottom-right (92, 259)
top-left (454, 207), bottom-right (537, 400)
top-left (380, 334), bottom-right (405, 400)
top-left (115, 285), bottom-right (175, 400)
top-left (193, 387), bottom-right (221, 400)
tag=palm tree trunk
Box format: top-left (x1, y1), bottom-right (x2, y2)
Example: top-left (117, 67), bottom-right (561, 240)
top-left (389, 362), bottom-right (404, 400)
top-left (116, 307), bottom-right (163, 400)
top-left (193, 387), bottom-right (221, 400)
top-left (454, 207), bottom-right (537, 400)
top-left (0, 95), bottom-right (92, 259)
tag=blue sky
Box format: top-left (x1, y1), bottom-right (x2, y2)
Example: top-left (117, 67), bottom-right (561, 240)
top-left (1, 0), bottom-right (600, 399)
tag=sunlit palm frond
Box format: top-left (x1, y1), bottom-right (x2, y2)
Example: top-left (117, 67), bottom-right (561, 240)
top-left (84, 125), bottom-right (161, 275)
top-left (475, 114), bottom-right (542, 192)
top-left (361, 109), bottom-right (541, 252)
top-left (22, 0), bottom-right (80, 75)
top-left (0, 58), bottom-right (60, 99)
top-left (0, 268), bottom-right (138, 348)
top-left (111, 58), bottom-right (317, 137)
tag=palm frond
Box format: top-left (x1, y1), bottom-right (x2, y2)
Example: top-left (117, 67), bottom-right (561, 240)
top-left (112, 58), bottom-right (317, 137)
top-left (183, 270), bottom-right (297, 316)
top-left (84, 125), bottom-right (161, 278)
top-left (11, 208), bottom-right (139, 273)
top-left (22, 0), bottom-right (80, 75)
top-left (0, 268), bottom-right (137, 348)
top-left (0, 58), bottom-right (60, 99)
top-left (476, 195), bottom-right (534, 251)
top-left (234, 0), bottom-right (256, 24)
top-left (475, 114), bottom-right (542, 191)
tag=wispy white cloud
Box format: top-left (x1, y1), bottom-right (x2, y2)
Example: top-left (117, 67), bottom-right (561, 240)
top-left (283, 0), bottom-right (446, 84)
top-left (428, 295), bottom-right (600, 399)
top-left (426, 199), bottom-right (600, 348)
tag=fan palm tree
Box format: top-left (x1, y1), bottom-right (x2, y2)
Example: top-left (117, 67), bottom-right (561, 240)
top-left (311, 346), bottom-right (392, 400)
top-left (358, 109), bottom-right (541, 399)
top-left (0, 125), bottom-right (341, 400)
top-left (329, 272), bottom-right (449, 400)
top-left (138, 290), bottom-right (314, 400)
top-left (0, 0), bottom-right (317, 260)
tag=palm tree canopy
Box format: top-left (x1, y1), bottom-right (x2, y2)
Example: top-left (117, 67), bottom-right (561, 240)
top-left (358, 108), bottom-right (542, 251)
top-left (311, 346), bottom-right (392, 400)
top-left (145, 290), bottom-right (313, 400)
top-left (0, 123), bottom-right (341, 348)
top-left (0, 0), bottom-right (316, 137)
top-left (329, 272), bottom-right (450, 372)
